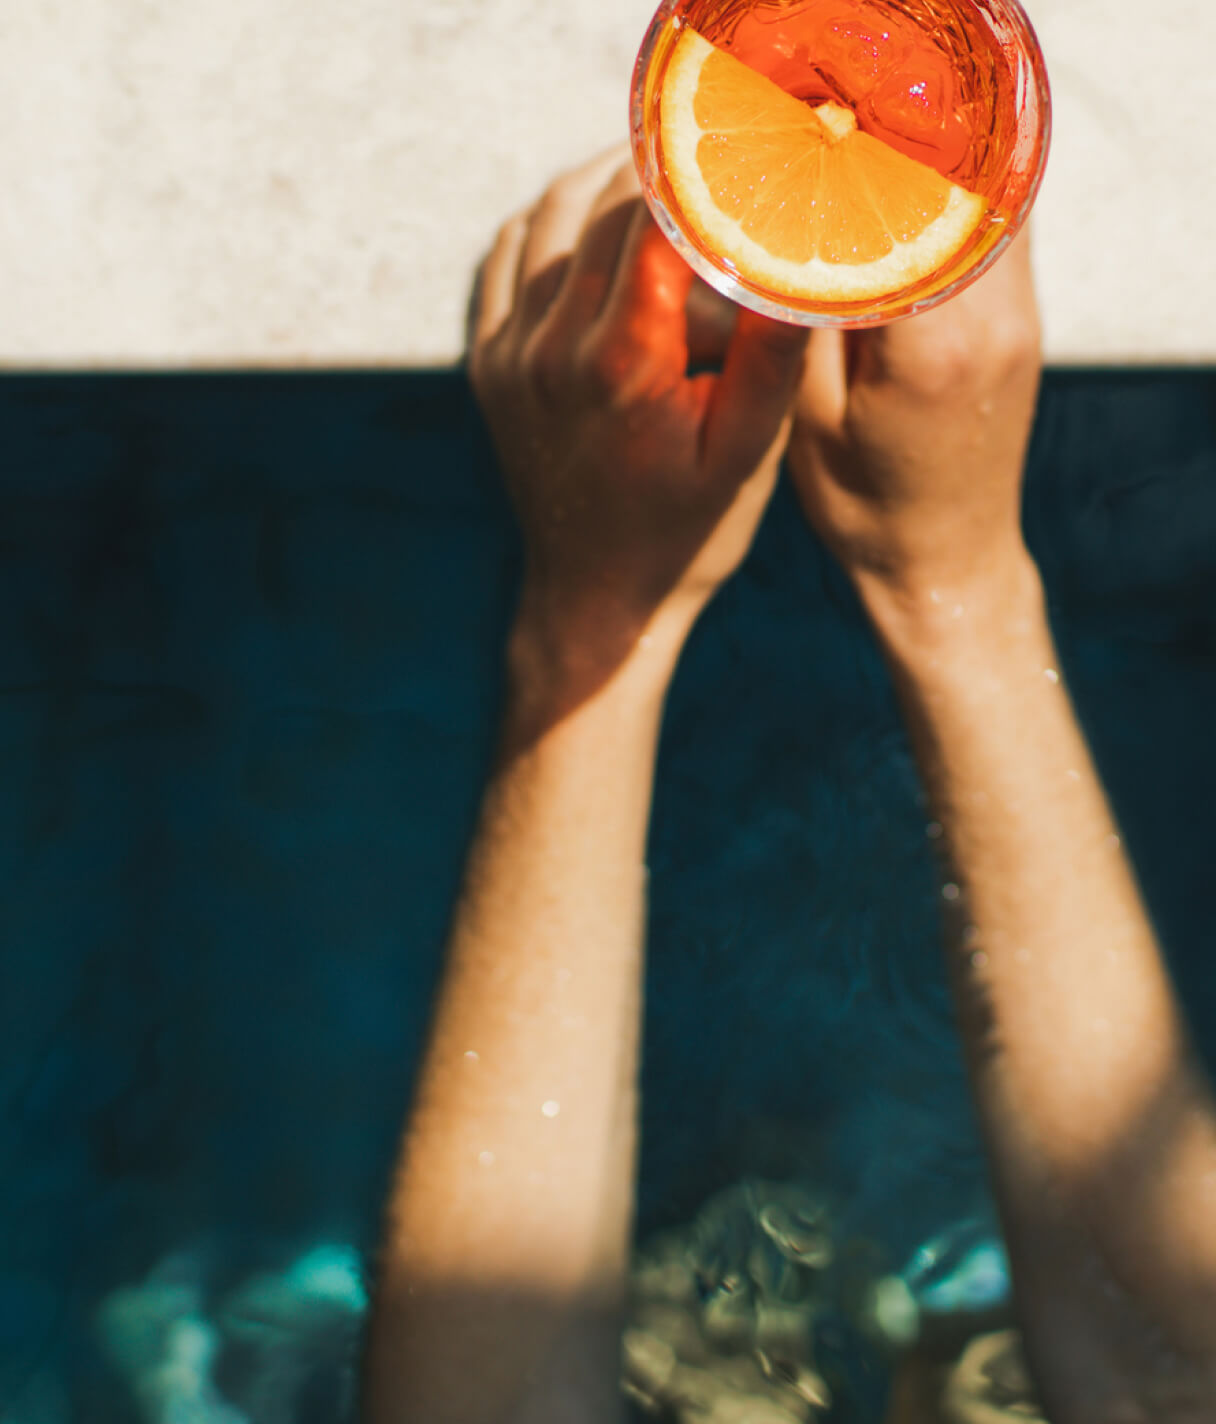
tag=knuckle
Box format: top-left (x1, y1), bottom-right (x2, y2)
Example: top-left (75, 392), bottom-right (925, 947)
top-left (495, 210), bottom-right (528, 251)
top-left (542, 155), bottom-right (608, 217)
top-left (603, 161), bottom-right (642, 205)
top-left (530, 186), bottom-right (565, 232)
top-left (990, 312), bottom-right (1042, 375)
top-left (579, 339), bottom-right (631, 401)
top-left (905, 329), bottom-right (979, 398)
top-left (917, 316), bottom-right (1039, 395)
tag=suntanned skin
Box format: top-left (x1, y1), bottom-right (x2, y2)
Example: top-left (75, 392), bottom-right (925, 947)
top-left (362, 150), bottom-right (1216, 1424)
top-left (360, 147), bottom-right (808, 1424)
top-left (788, 263), bottom-right (1216, 1422)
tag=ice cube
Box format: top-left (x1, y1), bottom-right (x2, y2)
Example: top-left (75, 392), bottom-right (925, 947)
top-left (808, 0), bottom-right (914, 99)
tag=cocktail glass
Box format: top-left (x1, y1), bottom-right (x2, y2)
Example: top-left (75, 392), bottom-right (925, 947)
top-left (631, 0), bottom-right (1050, 326)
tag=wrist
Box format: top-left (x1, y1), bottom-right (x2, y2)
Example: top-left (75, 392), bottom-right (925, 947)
top-left (851, 544), bottom-right (1047, 666)
top-left (502, 591), bottom-right (693, 755)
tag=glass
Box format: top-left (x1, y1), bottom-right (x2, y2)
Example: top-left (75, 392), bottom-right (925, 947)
top-left (630, 0), bottom-right (1051, 327)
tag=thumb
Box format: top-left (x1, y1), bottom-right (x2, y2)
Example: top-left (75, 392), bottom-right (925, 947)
top-left (795, 327), bottom-right (849, 435)
top-left (702, 308), bottom-right (809, 478)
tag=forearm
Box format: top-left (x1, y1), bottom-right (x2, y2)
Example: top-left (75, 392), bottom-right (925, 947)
top-left (362, 622), bottom-right (684, 1424)
top-left (860, 553), bottom-right (1216, 1417)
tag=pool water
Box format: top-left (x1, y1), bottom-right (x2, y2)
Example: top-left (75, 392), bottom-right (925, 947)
top-left (1, 370), bottom-right (1214, 1422)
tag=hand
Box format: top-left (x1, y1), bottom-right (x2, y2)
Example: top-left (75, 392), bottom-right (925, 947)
top-left (470, 149), bottom-right (808, 702)
top-left (786, 236), bottom-right (1043, 621)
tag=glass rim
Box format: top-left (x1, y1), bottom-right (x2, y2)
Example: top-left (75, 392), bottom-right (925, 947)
top-left (629, 0), bottom-right (1053, 328)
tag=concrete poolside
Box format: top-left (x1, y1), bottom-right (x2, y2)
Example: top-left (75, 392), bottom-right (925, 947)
top-left (0, 0), bottom-right (1211, 368)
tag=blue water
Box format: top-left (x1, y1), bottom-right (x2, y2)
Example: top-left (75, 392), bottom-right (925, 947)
top-left (1, 369), bottom-right (1214, 1422)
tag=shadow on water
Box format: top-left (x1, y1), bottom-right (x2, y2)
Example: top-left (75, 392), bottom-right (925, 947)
top-left (0, 368), bottom-right (1214, 1420)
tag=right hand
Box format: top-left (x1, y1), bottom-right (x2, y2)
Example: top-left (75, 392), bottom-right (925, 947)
top-left (785, 235), bottom-right (1043, 617)
top-left (469, 150), bottom-right (808, 696)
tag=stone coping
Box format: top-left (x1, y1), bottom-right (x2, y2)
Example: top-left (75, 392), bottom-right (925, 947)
top-left (0, 0), bottom-right (1209, 368)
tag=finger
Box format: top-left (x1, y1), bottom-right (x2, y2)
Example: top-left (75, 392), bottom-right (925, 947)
top-left (464, 259), bottom-right (486, 356)
top-left (685, 277), bottom-right (737, 369)
top-left (797, 327), bottom-right (848, 433)
top-left (965, 226), bottom-right (1035, 310)
top-left (922, 227), bottom-right (1036, 338)
top-left (964, 228), bottom-right (1041, 355)
top-left (543, 161), bottom-right (646, 341)
top-left (586, 208), bottom-right (696, 389)
top-left (855, 229), bottom-right (1039, 389)
top-left (514, 146), bottom-right (631, 329)
top-left (703, 309), bottom-right (810, 478)
top-left (473, 213), bottom-right (529, 350)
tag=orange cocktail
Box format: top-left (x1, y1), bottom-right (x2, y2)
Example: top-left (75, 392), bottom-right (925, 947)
top-left (631, 0), bottom-right (1050, 325)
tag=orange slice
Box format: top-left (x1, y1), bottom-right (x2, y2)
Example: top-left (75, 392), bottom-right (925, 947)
top-left (658, 26), bottom-right (986, 303)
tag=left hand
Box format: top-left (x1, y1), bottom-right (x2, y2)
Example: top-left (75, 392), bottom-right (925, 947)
top-left (677, 237), bottom-right (1043, 628)
top-left (786, 235), bottom-right (1043, 616)
top-left (470, 149), bottom-right (809, 691)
